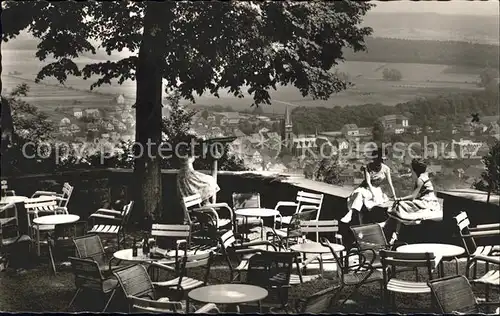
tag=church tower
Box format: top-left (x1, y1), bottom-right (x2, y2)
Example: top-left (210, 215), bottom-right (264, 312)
top-left (281, 105), bottom-right (293, 149)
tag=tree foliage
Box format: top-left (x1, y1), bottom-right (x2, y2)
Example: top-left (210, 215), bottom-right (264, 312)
top-left (473, 140), bottom-right (500, 195)
top-left (2, 1), bottom-right (374, 221)
top-left (382, 68), bottom-right (402, 81)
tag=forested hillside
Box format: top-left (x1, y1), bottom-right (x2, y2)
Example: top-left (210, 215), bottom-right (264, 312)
top-left (344, 37), bottom-right (499, 69)
top-left (292, 90), bottom-right (499, 134)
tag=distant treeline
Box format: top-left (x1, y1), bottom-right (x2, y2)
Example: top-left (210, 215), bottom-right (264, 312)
top-left (344, 37), bottom-right (499, 69)
top-left (292, 89), bottom-right (499, 134)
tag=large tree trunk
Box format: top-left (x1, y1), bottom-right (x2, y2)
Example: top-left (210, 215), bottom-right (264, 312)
top-left (133, 3), bottom-right (169, 227)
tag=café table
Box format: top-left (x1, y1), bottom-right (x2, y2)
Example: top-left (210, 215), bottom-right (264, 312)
top-left (33, 214), bottom-right (80, 257)
top-left (397, 243), bottom-right (465, 277)
top-left (290, 241), bottom-right (345, 277)
top-left (234, 208), bottom-right (281, 241)
top-left (188, 283), bottom-right (268, 313)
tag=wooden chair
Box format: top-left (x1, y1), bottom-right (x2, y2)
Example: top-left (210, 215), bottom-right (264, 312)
top-left (152, 251), bottom-right (214, 312)
top-left (1, 203), bottom-right (31, 269)
top-left (1, 180), bottom-right (16, 196)
top-left (73, 234), bottom-right (122, 277)
top-left (32, 182), bottom-right (74, 210)
top-left (67, 256), bottom-right (119, 312)
top-left (88, 201), bottom-right (133, 249)
top-left (380, 250), bottom-right (437, 312)
top-left (267, 209), bottom-right (318, 249)
top-left (218, 229), bottom-right (278, 282)
top-left (245, 251), bottom-right (294, 312)
top-left (274, 191), bottom-right (324, 228)
top-left (182, 193), bottom-right (234, 232)
top-left (428, 275), bottom-right (500, 314)
top-left (455, 211), bottom-right (499, 276)
top-left (300, 219), bottom-right (342, 244)
top-left (294, 286), bottom-right (339, 313)
top-left (232, 193), bottom-right (264, 239)
top-left (150, 223), bottom-right (214, 272)
top-left (321, 237), bottom-right (383, 306)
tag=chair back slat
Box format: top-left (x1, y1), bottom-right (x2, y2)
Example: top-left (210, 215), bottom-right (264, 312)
top-left (151, 224), bottom-right (190, 238)
top-left (128, 296), bottom-right (184, 313)
top-left (428, 275), bottom-right (479, 314)
top-left (454, 211), bottom-right (477, 255)
top-left (69, 257), bottom-right (104, 291)
top-left (232, 193), bottom-right (261, 210)
top-left (183, 251), bottom-right (212, 269)
top-left (380, 250), bottom-right (436, 268)
top-left (181, 194), bottom-right (203, 224)
top-left (300, 220), bottom-right (339, 233)
top-left (219, 230), bottom-right (236, 249)
top-left (120, 201), bottom-right (134, 226)
top-left (114, 265), bottom-right (155, 300)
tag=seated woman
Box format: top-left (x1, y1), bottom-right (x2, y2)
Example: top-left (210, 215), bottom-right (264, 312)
top-left (176, 135), bottom-right (220, 206)
top-left (384, 158), bottom-right (442, 240)
top-left (341, 148), bottom-right (397, 225)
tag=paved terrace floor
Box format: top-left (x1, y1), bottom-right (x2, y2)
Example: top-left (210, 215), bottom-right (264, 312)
top-left (0, 227), bottom-right (497, 313)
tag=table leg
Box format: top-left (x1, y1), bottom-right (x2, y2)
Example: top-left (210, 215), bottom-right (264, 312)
top-left (453, 257), bottom-right (459, 275)
top-left (226, 304), bottom-right (240, 313)
top-left (37, 224), bottom-right (41, 256)
top-left (439, 261), bottom-right (444, 278)
top-left (319, 254), bottom-right (324, 277)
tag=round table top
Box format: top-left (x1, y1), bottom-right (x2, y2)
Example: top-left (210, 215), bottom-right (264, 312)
top-left (0, 196), bottom-right (28, 205)
top-left (397, 243), bottom-right (465, 258)
top-left (32, 214), bottom-right (80, 225)
top-left (290, 241), bottom-right (344, 254)
top-left (113, 248), bottom-right (157, 262)
top-left (234, 208), bottom-right (280, 217)
top-left (188, 284), bottom-right (268, 304)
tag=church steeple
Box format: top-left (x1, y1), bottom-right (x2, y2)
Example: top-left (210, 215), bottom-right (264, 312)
top-left (281, 105), bottom-right (293, 149)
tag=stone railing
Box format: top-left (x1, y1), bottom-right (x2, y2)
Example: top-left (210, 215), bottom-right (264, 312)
top-left (3, 169), bottom-right (498, 246)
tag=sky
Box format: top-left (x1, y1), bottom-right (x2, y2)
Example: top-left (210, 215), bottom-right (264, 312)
top-left (370, 0), bottom-right (500, 16)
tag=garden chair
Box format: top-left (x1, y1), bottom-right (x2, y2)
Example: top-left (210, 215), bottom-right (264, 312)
top-left (189, 210), bottom-right (220, 248)
top-left (300, 219), bottom-right (342, 244)
top-left (455, 211), bottom-right (500, 278)
top-left (245, 251), bottom-right (294, 312)
top-left (466, 255), bottom-right (500, 303)
top-left (114, 264), bottom-right (220, 313)
top-left (294, 286), bottom-right (339, 313)
top-left (320, 237), bottom-right (384, 306)
top-left (274, 191), bottom-right (323, 228)
top-left (1, 180), bottom-right (16, 197)
top-left (350, 223), bottom-right (409, 271)
top-left (267, 209), bottom-right (318, 249)
top-left (232, 193), bottom-right (264, 239)
top-left (32, 182), bottom-right (74, 211)
top-left (380, 250), bottom-right (437, 312)
top-left (218, 229), bottom-right (278, 282)
top-left (151, 251), bottom-right (214, 312)
top-left (67, 256), bottom-right (119, 312)
top-left (182, 193), bottom-right (234, 232)
top-left (150, 223), bottom-right (214, 272)
top-left (88, 201), bottom-right (133, 249)
top-left (428, 275), bottom-right (500, 314)
top-left (73, 234), bottom-right (122, 277)
top-left (46, 221), bottom-right (87, 274)
top-left (1, 203), bottom-right (31, 270)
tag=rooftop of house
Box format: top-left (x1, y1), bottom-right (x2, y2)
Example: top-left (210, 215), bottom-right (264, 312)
top-left (379, 114), bottom-right (409, 121)
top-left (342, 124), bottom-right (358, 130)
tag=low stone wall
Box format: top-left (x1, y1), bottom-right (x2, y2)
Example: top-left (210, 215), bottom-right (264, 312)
top-left (3, 169), bottom-right (498, 247)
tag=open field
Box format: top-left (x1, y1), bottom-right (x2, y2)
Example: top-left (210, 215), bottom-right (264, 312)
top-left (2, 49), bottom-right (484, 116)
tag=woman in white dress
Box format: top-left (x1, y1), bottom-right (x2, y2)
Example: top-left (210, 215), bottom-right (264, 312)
top-left (384, 158), bottom-right (441, 240)
top-left (341, 148), bottom-right (397, 225)
top-left (176, 135), bottom-right (220, 205)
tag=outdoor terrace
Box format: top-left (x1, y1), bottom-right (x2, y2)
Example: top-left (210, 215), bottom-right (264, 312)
top-left (1, 168), bottom-right (498, 313)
